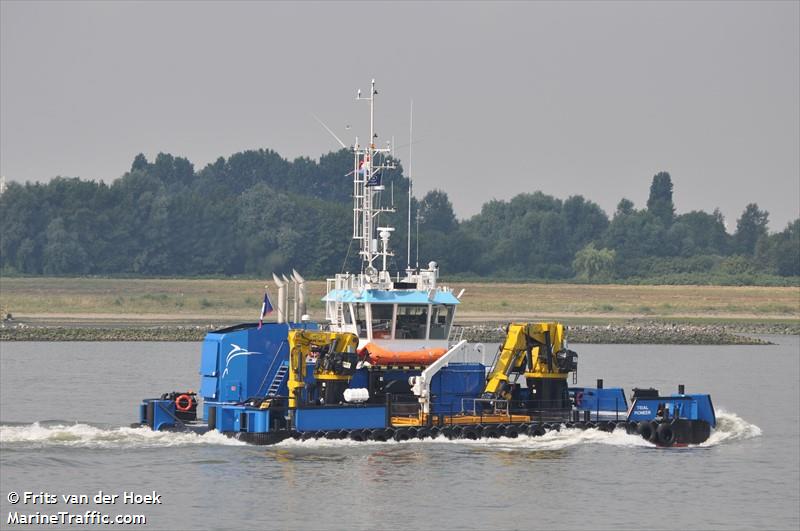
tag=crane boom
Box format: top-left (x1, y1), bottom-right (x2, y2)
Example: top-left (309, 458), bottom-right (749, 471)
top-left (287, 330), bottom-right (359, 408)
top-left (483, 323), bottom-right (578, 409)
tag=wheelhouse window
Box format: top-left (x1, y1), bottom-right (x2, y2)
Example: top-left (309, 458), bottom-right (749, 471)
top-left (429, 304), bottom-right (454, 339)
top-left (371, 304), bottom-right (393, 339)
top-left (395, 305), bottom-right (428, 339)
top-left (354, 303), bottom-right (368, 338)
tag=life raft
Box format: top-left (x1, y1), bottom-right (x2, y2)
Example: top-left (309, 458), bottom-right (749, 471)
top-left (359, 342), bottom-right (447, 366)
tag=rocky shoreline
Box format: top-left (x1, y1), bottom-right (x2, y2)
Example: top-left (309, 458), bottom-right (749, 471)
top-left (0, 323), bottom-right (217, 342)
top-left (1, 319), bottom-right (796, 344)
top-left (459, 320), bottom-right (799, 345)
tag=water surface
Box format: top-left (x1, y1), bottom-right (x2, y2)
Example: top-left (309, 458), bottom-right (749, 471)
top-left (1, 338), bottom-right (797, 530)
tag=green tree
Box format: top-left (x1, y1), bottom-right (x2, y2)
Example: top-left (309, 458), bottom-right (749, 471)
top-left (667, 210), bottom-right (729, 256)
top-left (131, 153), bottom-right (148, 172)
top-left (646, 171), bottom-right (675, 225)
top-left (561, 195), bottom-right (609, 256)
top-left (1, 144), bottom-right (795, 284)
top-left (774, 220), bottom-right (800, 276)
top-left (756, 219), bottom-right (800, 276)
top-left (418, 190), bottom-right (457, 233)
top-left (615, 198), bottom-right (635, 217)
top-left (42, 218), bottom-right (89, 275)
top-left (734, 203), bottom-right (769, 255)
top-left (573, 243), bottom-right (616, 281)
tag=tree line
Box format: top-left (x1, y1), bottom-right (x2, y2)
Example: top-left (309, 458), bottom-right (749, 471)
top-left (1, 149), bottom-right (797, 284)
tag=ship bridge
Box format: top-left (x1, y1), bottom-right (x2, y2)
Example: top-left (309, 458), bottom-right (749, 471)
top-left (323, 283), bottom-right (459, 344)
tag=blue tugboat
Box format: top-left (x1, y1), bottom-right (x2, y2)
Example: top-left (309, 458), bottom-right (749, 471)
top-left (135, 80), bottom-right (715, 447)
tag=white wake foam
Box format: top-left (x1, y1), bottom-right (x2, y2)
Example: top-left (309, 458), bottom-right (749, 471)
top-left (276, 427), bottom-right (652, 450)
top-left (1, 410), bottom-right (760, 450)
top-left (278, 410), bottom-right (762, 450)
top-left (700, 410), bottom-right (762, 447)
top-left (0, 422), bottom-right (245, 449)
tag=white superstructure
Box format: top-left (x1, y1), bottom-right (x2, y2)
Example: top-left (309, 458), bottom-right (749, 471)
top-left (322, 80), bottom-right (461, 351)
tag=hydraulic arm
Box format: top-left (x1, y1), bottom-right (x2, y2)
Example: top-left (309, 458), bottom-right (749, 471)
top-left (483, 322), bottom-right (577, 407)
top-left (286, 330), bottom-right (359, 408)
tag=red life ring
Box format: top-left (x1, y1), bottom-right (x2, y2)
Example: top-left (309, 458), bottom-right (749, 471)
top-left (574, 391), bottom-right (584, 407)
top-left (175, 394), bottom-right (193, 412)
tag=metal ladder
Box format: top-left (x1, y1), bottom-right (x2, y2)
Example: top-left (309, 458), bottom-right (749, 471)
top-left (335, 302), bottom-right (345, 327)
top-left (448, 325), bottom-right (465, 345)
top-left (266, 362), bottom-right (289, 397)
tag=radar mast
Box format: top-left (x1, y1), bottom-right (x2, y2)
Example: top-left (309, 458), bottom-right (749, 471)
top-left (353, 79), bottom-right (396, 284)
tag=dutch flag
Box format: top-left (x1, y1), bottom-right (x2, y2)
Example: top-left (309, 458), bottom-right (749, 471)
top-left (258, 292), bottom-right (273, 329)
top-left (358, 155), bottom-right (369, 177)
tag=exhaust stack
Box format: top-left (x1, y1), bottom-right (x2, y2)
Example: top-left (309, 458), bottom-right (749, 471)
top-left (272, 273), bottom-right (287, 324)
top-left (292, 269), bottom-right (307, 318)
top-left (281, 275), bottom-right (291, 322)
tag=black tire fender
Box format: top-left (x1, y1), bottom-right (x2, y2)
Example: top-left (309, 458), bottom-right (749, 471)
top-left (648, 422), bottom-right (660, 443)
top-left (637, 421), bottom-right (655, 441)
top-left (393, 428), bottom-right (411, 442)
top-left (369, 429), bottom-right (389, 442)
top-left (348, 429), bottom-right (367, 442)
top-left (528, 423), bottom-right (546, 437)
top-left (482, 425), bottom-right (501, 438)
top-left (460, 426), bottom-right (480, 440)
top-left (656, 422), bottom-right (676, 447)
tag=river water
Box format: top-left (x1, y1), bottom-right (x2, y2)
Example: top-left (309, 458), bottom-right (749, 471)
top-left (1, 337), bottom-right (797, 530)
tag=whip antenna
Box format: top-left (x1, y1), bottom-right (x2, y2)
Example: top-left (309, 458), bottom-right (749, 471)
top-left (311, 113), bottom-right (347, 149)
top-left (407, 100), bottom-right (413, 271)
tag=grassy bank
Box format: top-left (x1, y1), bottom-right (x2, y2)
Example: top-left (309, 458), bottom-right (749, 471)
top-left (1, 277), bottom-right (798, 343)
top-left (2, 277), bottom-right (798, 321)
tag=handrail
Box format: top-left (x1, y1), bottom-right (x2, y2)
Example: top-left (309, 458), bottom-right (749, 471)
top-left (410, 339), bottom-right (468, 414)
top-left (461, 397), bottom-right (509, 415)
top-left (254, 340), bottom-right (287, 397)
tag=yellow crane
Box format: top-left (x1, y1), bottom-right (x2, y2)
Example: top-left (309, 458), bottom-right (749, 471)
top-left (483, 322), bottom-right (577, 408)
top-left (286, 329), bottom-right (359, 408)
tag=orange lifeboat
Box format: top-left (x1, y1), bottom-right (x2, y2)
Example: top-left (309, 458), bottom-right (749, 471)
top-left (359, 342), bottom-right (447, 366)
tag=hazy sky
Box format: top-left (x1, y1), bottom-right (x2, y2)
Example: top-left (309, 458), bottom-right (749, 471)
top-left (2, 1), bottom-right (798, 231)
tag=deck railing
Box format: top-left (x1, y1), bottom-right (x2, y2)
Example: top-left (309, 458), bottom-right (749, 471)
top-left (387, 394), bottom-right (627, 425)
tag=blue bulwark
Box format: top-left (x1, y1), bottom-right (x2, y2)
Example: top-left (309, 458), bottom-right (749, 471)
top-left (571, 387), bottom-right (627, 413)
top-left (213, 405), bottom-right (272, 433)
top-left (323, 289), bottom-right (460, 305)
top-left (141, 399), bottom-right (177, 431)
top-left (430, 363), bottom-right (486, 415)
top-left (294, 406), bottom-right (387, 431)
top-left (198, 322), bottom-right (318, 403)
top-left (627, 394), bottom-right (716, 427)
